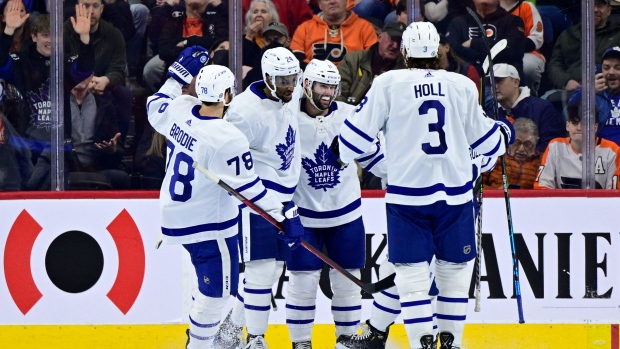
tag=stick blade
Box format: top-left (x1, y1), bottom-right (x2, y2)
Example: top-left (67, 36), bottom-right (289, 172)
top-left (362, 273), bottom-right (396, 294)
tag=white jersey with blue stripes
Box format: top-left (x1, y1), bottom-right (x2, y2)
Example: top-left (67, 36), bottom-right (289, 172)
top-left (147, 85), bottom-right (283, 244)
top-left (225, 81), bottom-right (303, 202)
top-left (339, 68), bottom-right (508, 206)
top-left (295, 100), bottom-right (386, 228)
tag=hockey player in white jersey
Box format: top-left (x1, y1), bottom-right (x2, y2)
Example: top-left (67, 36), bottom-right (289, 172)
top-left (334, 22), bottom-right (514, 349)
top-left (284, 59), bottom-right (386, 349)
top-left (219, 47), bottom-right (304, 349)
top-left (338, 150), bottom-right (496, 349)
top-left (147, 61), bottom-right (304, 349)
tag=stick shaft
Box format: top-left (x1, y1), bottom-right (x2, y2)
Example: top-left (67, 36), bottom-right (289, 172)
top-left (192, 161), bottom-right (381, 293)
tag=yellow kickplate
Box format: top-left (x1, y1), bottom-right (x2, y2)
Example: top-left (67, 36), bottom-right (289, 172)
top-left (0, 324), bottom-right (613, 349)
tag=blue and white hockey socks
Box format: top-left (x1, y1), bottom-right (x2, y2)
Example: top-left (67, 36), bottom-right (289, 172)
top-left (286, 270), bottom-right (320, 342)
top-left (244, 259), bottom-right (277, 336)
top-left (330, 269), bottom-right (362, 337)
top-left (394, 262), bottom-right (434, 348)
top-left (369, 260), bottom-right (400, 332)
top-left (434, 260), bottom-right (472, 348)
top-left (187, 293), bottom-right (227, 349)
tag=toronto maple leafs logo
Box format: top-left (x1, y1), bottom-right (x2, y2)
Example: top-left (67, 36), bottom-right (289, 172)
top-left (609, 97), bottom-right (620, 126)
top-left (302, 142), bottom-right (341, 191)
top-left (27, 79), bottom-right (52, 130)
top-left (276, 125), bottom-right (296, 171)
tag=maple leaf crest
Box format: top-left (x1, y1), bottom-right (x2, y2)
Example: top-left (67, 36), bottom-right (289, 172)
top-left (276, 125), bottom-right (296, 171)
top-left (301, 142), bottom-right (340, 191)
top-left (27, 79), bottom-right (52, 130)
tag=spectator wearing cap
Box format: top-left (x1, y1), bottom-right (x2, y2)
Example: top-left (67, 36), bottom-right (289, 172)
top-left (336, 21), bottom-right (405, 106)
top-left (290, 0), bottom-right (377, 66)
top-left (548, 0), bottom-right (620, 91)
top-left (567, 46), bottom-right (620, 146)
top-left (493, 63), bottom-right (565, 152)
top-left (484, 117), bottom-right (542, 189)
top-left (534, 103), bottom-right (620, 189)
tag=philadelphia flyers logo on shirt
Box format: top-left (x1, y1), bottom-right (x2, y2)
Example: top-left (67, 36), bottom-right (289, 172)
top-left (312, 43), bottom-right (348, 63)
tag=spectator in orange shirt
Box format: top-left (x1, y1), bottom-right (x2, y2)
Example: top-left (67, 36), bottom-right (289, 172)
top-left (484, 117), bottom-right (542, 189)
top-left (290, 0), bottom-right (377, 66)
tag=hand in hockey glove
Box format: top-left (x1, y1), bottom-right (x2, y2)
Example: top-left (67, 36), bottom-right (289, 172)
top-left (326, 136), bottom-right (349, 170)
top-left (167, 45), bottom-right (210, 85)
top-left (278, 202), bottom-right (304, 250)
top-left (496, 118), bottom-right (515, 147)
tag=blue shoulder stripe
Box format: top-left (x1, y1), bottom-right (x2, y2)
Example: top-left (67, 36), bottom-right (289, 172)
top-left (344, 119), bottom-right (374, 142)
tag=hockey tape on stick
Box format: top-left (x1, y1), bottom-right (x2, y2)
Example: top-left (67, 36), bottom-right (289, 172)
top-left (467, 6), bottom-right (525, 324)
top-left (192, 161), bottom-right (395, 294)
top-left (482, 39), bottom-right (507, 74)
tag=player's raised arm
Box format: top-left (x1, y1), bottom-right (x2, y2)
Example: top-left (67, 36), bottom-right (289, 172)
top-left (147, 45), bottom-right (209, 134)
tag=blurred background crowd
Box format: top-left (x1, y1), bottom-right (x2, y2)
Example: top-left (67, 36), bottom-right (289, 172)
top-left (1, 0), bottom-right (619, 191)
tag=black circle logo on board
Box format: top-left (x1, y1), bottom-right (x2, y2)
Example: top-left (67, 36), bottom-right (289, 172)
top-left (45, 230), bottom-right (104, 293)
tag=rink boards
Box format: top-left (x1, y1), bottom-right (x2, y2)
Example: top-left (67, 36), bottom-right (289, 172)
top-left (1, 190), bottom-right (620, 348)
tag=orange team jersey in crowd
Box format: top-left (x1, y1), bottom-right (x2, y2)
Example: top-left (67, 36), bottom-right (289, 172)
top-left (290, 12), bottom-right (378, 66)
top-left (183, 18), bottom-right (203, 38)
top-left (509, 0), bottom-right (545, 62)
top-left (346, 0), bottom-right (398, 9)
top-left (534, 137), bottom-right (620, 189)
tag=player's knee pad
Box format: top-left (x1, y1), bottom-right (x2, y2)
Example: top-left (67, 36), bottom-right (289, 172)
top-left (330, 268), bottom-right (361, 299)
top-left (288, 270), bottom-right (320, 300)
top-left (190, 292), bottom-right (227, 324)
top-left (244, 259), bottom-right (277, 288)
top-left (394, 262), bottom-right (431, 297)
top-left (434, 259), bottom-right (472, 297)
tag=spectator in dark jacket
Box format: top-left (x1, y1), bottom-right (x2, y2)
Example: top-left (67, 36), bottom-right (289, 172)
top-left (0, 6), bottom-right (95, 189)
top-left (143, 0), bottom-right (227, 91)
top-left (445, 0), bottom-right (526, 79)
top-left (493, 63), bottom-right (565, 152)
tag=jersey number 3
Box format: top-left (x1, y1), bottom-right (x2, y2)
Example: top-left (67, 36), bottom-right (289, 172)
top-left (420, 100), bottom-right (447, 155)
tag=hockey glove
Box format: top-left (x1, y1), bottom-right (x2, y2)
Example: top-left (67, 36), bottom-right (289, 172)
top-left (496, 118), bottom-right (515, 147)
top-left (167, 45), bottom-right (210, 85)
top-left (279, 201), bottom-right (304, 250)
top-left (326, 136), bottom-right (349, 170)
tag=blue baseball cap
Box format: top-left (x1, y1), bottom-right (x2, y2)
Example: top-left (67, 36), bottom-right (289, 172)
top-left (602, 46), bottom-right (620, 61)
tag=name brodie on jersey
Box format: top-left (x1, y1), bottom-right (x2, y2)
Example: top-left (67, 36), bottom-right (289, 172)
top-left (414, 82), bottom-right (445, 99)
top-left (170, 123), bottom-right (197, 152)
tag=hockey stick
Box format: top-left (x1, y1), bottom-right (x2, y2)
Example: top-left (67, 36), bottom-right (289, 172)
top-left (192, 161), bottom-right (396, 294)
top-left (467, 6), bottom-right (525, 323)
top-left (474, 177), bottom-right (483, 312)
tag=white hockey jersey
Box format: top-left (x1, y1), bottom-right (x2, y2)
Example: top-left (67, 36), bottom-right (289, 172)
top-left (534, 137), bottom-right (620, 189)
top-left (339, 68), bottom-right (508, 206)
top-left (147, 83), bottom-right (283, 244)
top-left (225, 81), bottom-right (303, 202)
top-left (295, 100), bottom-right (386, 227)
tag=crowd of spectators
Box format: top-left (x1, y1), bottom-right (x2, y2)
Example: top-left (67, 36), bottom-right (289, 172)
top-left (1, 0), bottom-right (620, 191)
